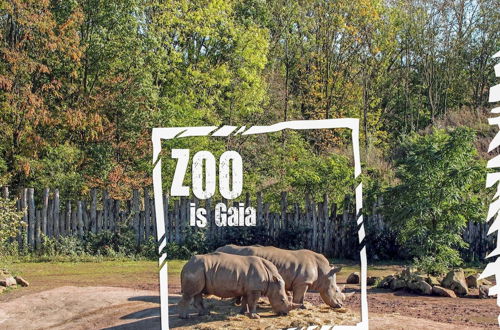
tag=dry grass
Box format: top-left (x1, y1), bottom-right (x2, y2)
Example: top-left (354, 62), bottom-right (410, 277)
top-left (168, 296), bottom-right (359, 329)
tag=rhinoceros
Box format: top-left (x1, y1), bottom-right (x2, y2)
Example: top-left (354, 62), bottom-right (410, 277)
top-left (178, 252), bottom-right (295, 319)
top-left (216, 244), bottom-right (353, 308)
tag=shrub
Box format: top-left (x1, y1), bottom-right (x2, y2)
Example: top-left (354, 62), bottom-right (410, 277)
top-left (0, 197), bottom-right (24, 240)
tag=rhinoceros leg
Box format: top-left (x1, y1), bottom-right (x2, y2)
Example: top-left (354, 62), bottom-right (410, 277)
top-left (193, 293), bottom-right (210, 316)
top-left (292, 284), bottom-right (309, 309)
top-left (244, 291), bottom-right (261, 319)
top-left (178, 293), bottom-right (193, 319)
top-left (178, 268), bottom-right (205, 319)
top-left (239, 295), bottom-right (248, 314)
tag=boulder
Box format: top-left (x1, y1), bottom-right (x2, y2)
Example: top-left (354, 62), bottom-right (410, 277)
top-left (465, 274), bottom-right (479, 288)
top-left (408, 280), bottom-right (432, 295)
top-left (425, 276), bottom-right (440, 286)
top-left (399, 267), bottom-right (426, 283)
top-left (441, 269), bottom-right (468, 296)
top-left (466, 274), bottom-right (489, 288)
top-left (432, 285), bottom-right (457, 298)
top-left (0, 276), bottom-right (17, 287)
top-left (346, 272), bottom-right (360, 284)
top-left (390, 278), bottom-right (407, 291)
top-left (480, 277), bottom-right (493, 286)
top-left (367, 276), bottom-right (381, 286)
top-left (401, 267), bottom-right (414, 278)
top-left (378, 275), bottom-right (395, 289)
top-left (479, 285), bottom-right (494, 299)
top-left (15, 276), bottom-right (29, 287)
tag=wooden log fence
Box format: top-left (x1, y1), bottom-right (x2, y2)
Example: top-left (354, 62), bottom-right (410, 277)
top-left (0, 187), bottom-right (495, 260)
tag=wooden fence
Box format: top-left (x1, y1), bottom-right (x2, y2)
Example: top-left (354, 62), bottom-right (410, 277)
top-left (0, 187), bottom-right (495, 260)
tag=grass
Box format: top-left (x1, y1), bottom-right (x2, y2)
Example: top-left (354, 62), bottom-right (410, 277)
top-left (0, 255), bottom-right (487, 302)
top-left (0, 259), bottom-right (188, 302)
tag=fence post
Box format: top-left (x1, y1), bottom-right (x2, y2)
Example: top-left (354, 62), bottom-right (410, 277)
top-left (77, 201), bottom-right (84, 236)
top-left (71, 202), bottom-right (77, 235)
top-left (103, 190), bottom-right (109, 231)
top-left (35, 209), bottom-right (41, 250)
top-left (90, 189), bottom-right (97, 233)
top-left (41, 188), bottom-right (49, 238)
top-left (144, 187), bottom-right (150, 239)
top-left (341, 196), bottom-right (350, 258)
top-left (281, 192), bottom-right (287, 230)
top-left (311, 199), bottom-right (317, 251)
top-left (180, 197), bottom-right (186, 243)
top-left (151, 197), bottom-right (157, 239)
top-left (27, 188), bottom-right (35, 249)
top-left (132, 189), bottom-right (140, 245)
top-left (206, 197), bottom-right (212, 240)
top-left (54, 189), bottom-right (60, 238)
top-left (173, 199), bottom-right (179, 243)
top-left (322, 194), bottom-right (329, 254)
top-left (114, 200), bottom-right (120, 232)
top-left (163, 193), bottom-right (169, 243)
top-left (66, 201), bottom-right (72, 235)
top-left (17, 190), bottom-right (23, 249)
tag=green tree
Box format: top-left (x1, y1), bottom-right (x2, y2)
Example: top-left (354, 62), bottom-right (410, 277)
top-left (385, 127), bottom-right (486, 274)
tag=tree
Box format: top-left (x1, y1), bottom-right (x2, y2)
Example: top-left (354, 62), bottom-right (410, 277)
top-left (385, 127), bottom-right (486, 274)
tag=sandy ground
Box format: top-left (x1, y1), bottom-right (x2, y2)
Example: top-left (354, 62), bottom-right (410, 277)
top-left (0, 261), bottom-right (497, 329)
top-left (0, 285), bottom-right (494, 329)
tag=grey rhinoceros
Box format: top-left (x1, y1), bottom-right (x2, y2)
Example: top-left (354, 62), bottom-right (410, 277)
top-left (216, 244), bottom-right (353, 308)
top-left (178, 252), bottom-right (295, 319)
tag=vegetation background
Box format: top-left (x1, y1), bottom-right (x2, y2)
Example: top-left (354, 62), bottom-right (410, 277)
top-left (0, 0), bottom-right (499, 274)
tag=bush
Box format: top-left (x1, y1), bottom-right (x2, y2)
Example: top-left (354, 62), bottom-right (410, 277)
top-left (0, 197), bottom-right (24, 240)
top-left (37, 235), bottom-right (86, 257)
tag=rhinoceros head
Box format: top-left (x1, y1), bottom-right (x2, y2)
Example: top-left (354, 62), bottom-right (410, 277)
top-left (319, 266), bottom-right (354, 308)
top-left (267, 275), bottom-right (295, 316)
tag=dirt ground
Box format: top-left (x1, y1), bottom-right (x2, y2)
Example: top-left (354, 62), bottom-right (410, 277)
top-left (0, 261), bottom-right (498, 329)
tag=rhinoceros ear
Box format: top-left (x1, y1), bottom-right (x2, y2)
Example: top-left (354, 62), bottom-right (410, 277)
top-left (327, 266), bottom-right (342, 277)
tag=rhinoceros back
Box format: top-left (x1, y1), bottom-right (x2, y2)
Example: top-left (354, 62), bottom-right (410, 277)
top-left (216, 245), bottom-right (327, 289)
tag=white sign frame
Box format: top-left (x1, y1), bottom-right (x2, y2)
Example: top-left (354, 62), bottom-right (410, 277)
top-left (152, 119), bottom-right (368, 329)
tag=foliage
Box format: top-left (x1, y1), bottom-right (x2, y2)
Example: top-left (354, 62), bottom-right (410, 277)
top-left (0, 0), bottom-right (497, 266)
top-left (0, 0), bottom-right (497, 198)
top-left (384, 128), bottom-right (487, 275)
top-left (0, 197), bottom-right (23, 240)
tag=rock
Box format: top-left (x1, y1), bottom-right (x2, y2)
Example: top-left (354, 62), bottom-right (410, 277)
top-left (0, 276), bottom-right (17, 287)
top-left (479, 285), bottom-right (495, 299)
top-left (432, 285), bottom-right (457, 298)
top-left (400, 267), bottom-right (425, 283)
top-left (425, 276), bottom-right (440, 286)
top-left (15, 276), bottom-right (29, 287)
top-left (401, 267), bottom-right (413, 278)
top-left (469, 274), bottom-right (493, 287)
top-left (0, 286), bottom-right (5, 294)
top-left (466, 274), bottom-right (480, 288)
top-left (441, 269), bottom-right (468, 296)
top-left (346, 272), bottom-right (360, 284)
top-left (378, 275), bottom-right (395, 288)
top-left (482, 278), bottom-right (493, 286)
top-left (390, 278), bottom-right (407, 291)
top-left (367, 276), bottom-right (381, 286)
top-left (408, 280), bottom-right (432, 295)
